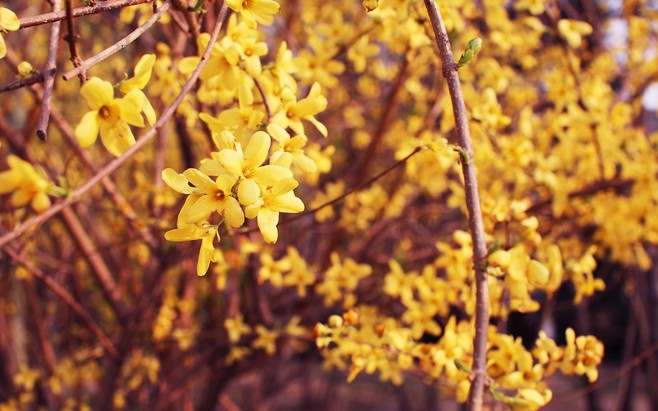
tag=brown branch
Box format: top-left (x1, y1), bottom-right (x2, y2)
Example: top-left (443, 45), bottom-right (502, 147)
top-left (0, 0), bottom-right (230, 250)
top-left (423, 1), bottom-right (489, 410)
top-left (62, 1), bottom-right (171, 81)
top-left (18, 0), bottom-right (153, 29)
top-left (64, 0), bottom-right (87, 84)
top-left (36, 0), bottom-right (62, 141)
top-left (3, 245), bottom-right (118, 358)
top-left (0, 69), bottom-right (55, 93)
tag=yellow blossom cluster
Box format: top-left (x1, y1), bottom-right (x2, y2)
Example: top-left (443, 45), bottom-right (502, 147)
top-left (315, 308), bottom-right (603, 410)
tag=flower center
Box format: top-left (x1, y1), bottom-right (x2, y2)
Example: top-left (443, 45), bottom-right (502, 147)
top-left (98, 104), bottom-right (120, 124)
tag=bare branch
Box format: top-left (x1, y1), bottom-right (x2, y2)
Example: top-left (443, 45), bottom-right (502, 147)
top-left (18, 0), bottom-right (153, 29)
top-left (422, 1), bottom-right (489, 410)
top-left (36, 0), bottom-right (62, 141)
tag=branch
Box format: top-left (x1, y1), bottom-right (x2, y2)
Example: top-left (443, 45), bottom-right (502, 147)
top-left (63, 0), bottom-right (87, 84)
top-left (36, 0), bottom-right (62, 141)
top-left (422, 1), bottom-right (489, 410)
top-left (62, 1), bottom-right (171, 81)
top-left (0, 1), bottom-right (230, 250)
top-left (18, 0), bottom-right (153, 29)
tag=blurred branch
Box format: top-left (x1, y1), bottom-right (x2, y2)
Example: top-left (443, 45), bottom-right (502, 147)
top-left (3, 245), bottom-right (119, 358)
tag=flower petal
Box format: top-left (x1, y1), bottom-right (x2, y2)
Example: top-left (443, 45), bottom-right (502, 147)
top-left (244, 131), bottom-right (271, 169)
top-left (238, 178), bottom-right (261, 205)
top-left (74, 111), bottom-right (100, 148)
top-left (162, 168), bottom-right (192, 194)
top-left (80, 77), bottom-right (114, 110)
top-left (224, 196), bottom-right (245, 228)
top-left (257, 208), bottom-right (279, 243)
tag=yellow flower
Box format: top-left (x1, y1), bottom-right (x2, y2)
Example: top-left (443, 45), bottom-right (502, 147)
top-left (267, 124), bottom-right (317, 173)
top-left (217, 130), bottom-right (292, 206)
top-left (244, 177), bottom-right (304, 243)
top-left (557, 19), bottom-right (593, 48)
top-left (179, 169), bottom-right (245, 228)
top-left (75, 77), bottom-right (146, 157)
top-left (0, 7), bottom-right (19, 59)
top-left (0, 155), bottom-right (52, 213)
top-left (226, 0), bottom-right (280, 28)
top-left (224, 314), bottom-right (252, 343)
top-left (271, 82), bottom-right (328, 137)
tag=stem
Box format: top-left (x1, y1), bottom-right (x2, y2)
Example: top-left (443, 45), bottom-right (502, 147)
top-left (422, 1), bottom-right (489, 410)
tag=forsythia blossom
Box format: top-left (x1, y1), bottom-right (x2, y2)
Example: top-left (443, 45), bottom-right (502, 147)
top-left (0, 155), bottom-right (52, 213)
top-left (75, 77), bottom-right (147, 157)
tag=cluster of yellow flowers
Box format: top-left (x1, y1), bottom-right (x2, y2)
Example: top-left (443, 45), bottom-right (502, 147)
top-left (157, 4), bottom-right (334, 275)
top-left (316, 308), bottom-right (603, 410)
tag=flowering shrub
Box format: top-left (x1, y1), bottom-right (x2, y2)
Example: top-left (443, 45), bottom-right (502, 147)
top-left (0, 0), bottom-right (655, 409)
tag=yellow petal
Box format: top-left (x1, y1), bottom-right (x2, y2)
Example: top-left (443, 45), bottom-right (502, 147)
top-left (165, 227), bottom-right (207, 242)
top-left (217, 149), bottom-right (244, 175)
top-left (252, 165), bottom-right (292, 186)
top-left (0, 8), bottom-right (19, 31)
top-left (80, 77), bottom-right (114, 110)
top-left (0, 169), bottom-right (21, 194)
top-left (0, 34), bottom-right (6, 59)
top-left (238, 178), bottom-right (261, 205)
top-left (31, 191), bottom-right (51, 213)
top-left (184, 168), bottom-right (216, 193)
top-left (100, 122), bottom-right (135, 157)
top-left (183, 195), bottom-right (216, 223)
top-left (119, 54), bottom-right (156, 93)
top-left (162, 168), bottom-right (192, 194)
top-left (74, 111), bottom-right (100, 148)
top-left (245, 131), bottom-right (271, 169)
top-left (224, 196), bottom-right (245, 227)
top-left (197, 234), bottom-right (215, 275)
top-left (257, 208), bottom-right (279, 243)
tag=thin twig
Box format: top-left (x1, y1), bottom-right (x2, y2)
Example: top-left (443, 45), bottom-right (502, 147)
top-left (423, 1), bottom-right (489, 410)
top-left (64, 0), bottom-right (87, 84)
top-left (282, 146), bottom-right (423, 226)
top-left (253, 77), bottom-right (272, 119)
top-left (18, 0), bottom-right (152, 29)
top-left (0, 1), bottom-right (230, 250)
top-left (36, 0), bottom-right (62, 141)
top-left (62, 1), bottom-right (171, 81)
